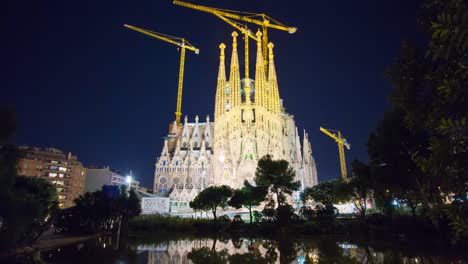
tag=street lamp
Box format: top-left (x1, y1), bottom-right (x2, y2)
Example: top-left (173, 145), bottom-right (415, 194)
top-left (126, 175), bottom-right (132, 190)
top-left (126, 170), bottom-right (133, 190)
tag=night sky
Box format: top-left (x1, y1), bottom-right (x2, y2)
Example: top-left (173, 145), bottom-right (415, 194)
top-left (3, 0), bottom-right (422, 188)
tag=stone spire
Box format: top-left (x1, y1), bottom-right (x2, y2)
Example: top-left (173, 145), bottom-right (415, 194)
top-left (215, 43), bottom-right (226, 120)
top-left (171, 120), bottom-right (178, 136)
top-left (268, 42), bottom-right (281, 114)
top-left (191, 115), bottom-right (200, 148)
top-left (295, 127), bottom-right (303, 162)
top-left (229, 32), bottom-right (241, 109)
top-left (174, 138), bottom-right (181, 156)
top-left (254, 31), bottom-right (267, 108)
top-left (161, 138), bottom-right (169, 157)
top-left (303, 130), bottom-right (311, 161)
top-left (204, 115), bottom-right (212, 148)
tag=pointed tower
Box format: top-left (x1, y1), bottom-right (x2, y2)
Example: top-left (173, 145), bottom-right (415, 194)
top-left (229, 32), bottom-right (241, 109)
top-left (191, 115), bottom-right (200, 148)
top-left (215, 43), bottom-right (227, 120)
top-left (171, 120), bottom-right (179, 136)
top-left (303, 130), bottom-right (318, 187)
top-left (268, 42), bottom-right (281, 114)
top-left (295, 127), bottom-right (303, 162)
top-left (174, 138), bottom-right (181, 156)
top-left (254, 31), bottom-right (267, 108)
top-left (161, 138), bottom-right (169, 157)
top-left (204, 115), bottom-right (212, 148)
top-left (181, 116), bottom-right (190, 149)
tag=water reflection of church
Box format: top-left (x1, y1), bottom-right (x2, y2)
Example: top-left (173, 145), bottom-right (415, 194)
top-left (144, 239), bottom-right (281, 264)
top-left (152, 31), bottom-right (318, 213)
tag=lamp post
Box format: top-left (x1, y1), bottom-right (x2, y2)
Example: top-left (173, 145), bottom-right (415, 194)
top-left (126, 170), bottom-right (133, 191)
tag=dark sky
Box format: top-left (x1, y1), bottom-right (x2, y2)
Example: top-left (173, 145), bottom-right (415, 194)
top-left (3, 0), bottom-right (422, 188)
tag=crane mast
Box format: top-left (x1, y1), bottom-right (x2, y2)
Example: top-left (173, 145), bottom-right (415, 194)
top-left (173, 0), bottom-right (296, 75)
top-left (124, 24), bottom-right (199, 124)
top-left (319, 127), bottom-right (351, 181)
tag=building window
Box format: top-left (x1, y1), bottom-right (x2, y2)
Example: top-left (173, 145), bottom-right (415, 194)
top-left (50, 165), bottom-right (58, 170)
top-left (51, 161), bottom-right (58, 164)
top-left (49, 172), bottom-right (58, 178)
top-left (52, 180), bottom-right (64, 185)
top-left (58, 173), bottom-right (64, 178)
top-left (59, 167), bottom-right (67, 172)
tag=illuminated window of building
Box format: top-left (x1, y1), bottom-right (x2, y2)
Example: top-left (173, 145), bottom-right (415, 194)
top-left (52, 180), bottom-right (64, 185)
top-left (58, 195), bottom-right (66, 200)
top-left (59, 203), bottom-right (64, 208)
top-left (56, 188), bottom-right (63, 192)
top-left (51, 161), bottom-right (58, 164)
top-left (59, 167), bottom-right (67, 172)
top-left (50, 165), bottom-right (58, 170)
top-left (49, 172), bottom-right (57, 178)
top-left (58, 173), bottom-right (64, 178)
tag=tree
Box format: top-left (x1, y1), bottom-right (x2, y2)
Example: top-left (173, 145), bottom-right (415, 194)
top-left (301, 179), bottom-right (346, 207)
top-left (378, 0), bottom-right (468, 237)
top-left (254, 155), bottom-right (300, 207)
top-left (190, 185), bottom-right (232, 221)
top-left (1, 108), bottom-right (59, 249)
top-left (339, 160), bottom-right (373, 218)
top-left (228, 180), bottom-right (267, 224)
top-left (367, 109), bottom-right (423, 216)
top-left (2, 177), bottom-right (58, 247)
top-left (55, 185), bottom-right (141, 235)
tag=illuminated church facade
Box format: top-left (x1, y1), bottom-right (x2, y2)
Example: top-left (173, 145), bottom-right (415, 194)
top-left (153, 31), bottom-right (318, 212)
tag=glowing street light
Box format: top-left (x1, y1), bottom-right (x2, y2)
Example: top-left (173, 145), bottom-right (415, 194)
top-left (126, 170), bottom-right (133, 190)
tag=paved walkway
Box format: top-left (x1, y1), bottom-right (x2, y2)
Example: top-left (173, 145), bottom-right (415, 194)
top-left (0, 234), bottom-right (99, 259)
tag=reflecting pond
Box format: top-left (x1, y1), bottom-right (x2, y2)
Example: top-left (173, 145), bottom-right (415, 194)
top-left (37, 235), bottom-right (466, 264)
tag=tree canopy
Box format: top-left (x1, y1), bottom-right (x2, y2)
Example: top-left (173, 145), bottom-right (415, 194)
top-left (371, 0), bottom-right (468, 237)
top-left (254, 155), bottom-right (300, 207)
top-left (228, 180), bottom-right (267, 223)
top-left (190, 185), bottom-right (233, 221)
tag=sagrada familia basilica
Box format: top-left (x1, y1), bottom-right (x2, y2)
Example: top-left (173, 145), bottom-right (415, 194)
top-left (153, 31), bottom-right (318, 212)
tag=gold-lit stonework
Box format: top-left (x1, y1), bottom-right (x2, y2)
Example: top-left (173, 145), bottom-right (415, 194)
top-left (153, 32), bottom-right (318, 213)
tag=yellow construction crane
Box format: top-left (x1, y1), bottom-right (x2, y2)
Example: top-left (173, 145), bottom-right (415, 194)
top-left (173, 0), bottom-right (296, 77)
top-left (320, 127), bottom-right (351, 181)
top-left (124, 24), bottom-right (199, 124)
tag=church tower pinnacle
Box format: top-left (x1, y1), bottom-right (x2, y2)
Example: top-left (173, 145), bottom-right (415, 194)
top-left (215, 43), bottom-right (226, 120)
top-left (268, 42), bottom-right (281, 114)
top-left (229, 31), bottom-right (241, 109)
top-left (254, 31), bottom-right (267, 108)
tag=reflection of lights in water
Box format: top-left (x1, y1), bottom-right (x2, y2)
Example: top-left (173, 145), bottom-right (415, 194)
top-left (297, 255), bottom-right (305, 264)
top-left (339, 243), bottom-right (358, 249)
top-left (307, 252), bottom-right (319, 263)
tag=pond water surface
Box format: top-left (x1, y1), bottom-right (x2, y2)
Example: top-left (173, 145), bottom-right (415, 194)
top-left (37, 235), bottom-right (466, 264)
